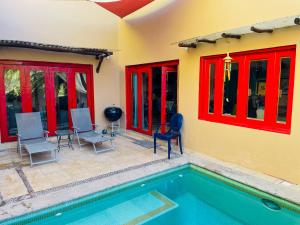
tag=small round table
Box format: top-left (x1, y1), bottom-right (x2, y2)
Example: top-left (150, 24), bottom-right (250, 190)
top-left (55, 130), bottom-right (74, 151)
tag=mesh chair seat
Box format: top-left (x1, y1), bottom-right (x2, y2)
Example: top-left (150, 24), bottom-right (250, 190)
top-left (25, 141), bottom-right (57, 154)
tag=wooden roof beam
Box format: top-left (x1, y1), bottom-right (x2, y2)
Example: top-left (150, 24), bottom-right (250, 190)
top-left (196, 39), bottom-right (216, 44)
top-left (221, 33), bottom-right (241, 39)
top-left (178, 43), bottom-right (197, 48)
top-left (251, 26), bottom-right (273, 33)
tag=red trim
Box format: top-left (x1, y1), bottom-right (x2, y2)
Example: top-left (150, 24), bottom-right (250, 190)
top-left (126, 60), bottom-right (179, 68)
top-left (0, 60), bottom-right (94, 142)
top-left (198, 45), bottom-right (296, 134)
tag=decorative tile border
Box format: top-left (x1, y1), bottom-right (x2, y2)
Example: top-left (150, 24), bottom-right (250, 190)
top-left (15, 168), bottom-right (34, 197)
top-left (2, 151), bottom-right (181, 206)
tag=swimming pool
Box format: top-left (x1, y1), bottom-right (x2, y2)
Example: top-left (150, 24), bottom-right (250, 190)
top-left (2, 164), bottom-right (300, 225)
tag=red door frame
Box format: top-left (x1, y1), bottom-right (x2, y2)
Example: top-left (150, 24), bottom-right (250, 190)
top-left (126, 66), bottom-right (152, 135)
top-left (125, 60), bottom-right (179, 136)
top-left (0, 60), bottom-right (94, 142)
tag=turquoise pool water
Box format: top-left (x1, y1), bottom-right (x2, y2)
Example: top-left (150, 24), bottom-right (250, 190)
top-left (2, 164), bottom-right (300, 225)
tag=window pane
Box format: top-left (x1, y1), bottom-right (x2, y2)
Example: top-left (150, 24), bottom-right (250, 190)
top-left (277, 58), bottom-right (291, 123)
top-left (132, 73), bottom-right (138, 128)
top-left (223, 62), bottom-right (238, 116)
top-left (208, 64), bottom-right (215, 113)
top-left (75, 72), bottom-right (88, 108)
top-left (247, 60), bottom-right (267, 120)
top-left (55, 72), bottom-right (69, 129)
top-left (31, 70), bottom-right (47, 129)
top-left (5, 69), bottom-right (21, 136)
top-left (142, 72), bottom-right (148, 130)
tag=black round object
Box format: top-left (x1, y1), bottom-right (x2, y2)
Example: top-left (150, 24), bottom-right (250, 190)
top-left (104, 107), bottom-right (122, 122)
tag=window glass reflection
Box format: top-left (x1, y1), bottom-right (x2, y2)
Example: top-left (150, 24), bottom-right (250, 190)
top-left (142, 72), bottom-right (149, 130)
top-left (5, 69), bottom-right (21, 136)
top-left (208, 64), bottom-right (215, 113)
top-left (31, 70), bottom-right (47, 129)
top-left (132, 73), bottom-right (138, 128)
top-left (223, 63), bottom-right (238, 116)
top-left (75, 72), bottom-right (88, 108)
top-left (247, 60), bottom-right (267, 120)
top-left (55, 72), bottom-right (68, 129)
top-left (277, 58), bottom-right (291, 123)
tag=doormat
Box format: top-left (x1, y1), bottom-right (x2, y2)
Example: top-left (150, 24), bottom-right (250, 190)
top-left (132, 140), bottom-right (159, 149)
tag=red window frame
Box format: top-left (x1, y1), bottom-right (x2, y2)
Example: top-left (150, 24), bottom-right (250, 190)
top-left (198, 45), bottom-right (296, 134)
top-left (0, 60), bottom-right (94, 142)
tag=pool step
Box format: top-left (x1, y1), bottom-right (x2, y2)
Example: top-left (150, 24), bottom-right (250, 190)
top-left (70, 191), bottom-right (178, 225)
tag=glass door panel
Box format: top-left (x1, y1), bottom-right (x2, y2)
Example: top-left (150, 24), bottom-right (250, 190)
top-left (131, 73), bottom-right (138, 128)
top-left (75, 72), bottom-right (88, 108)
top-left (142, 72), bottom-right (149, 130)
top-left (55, 72), bottom-right (69, 129)
top-left (247, 60), bottom-right (267, 120)
top-left (4, 69), bottom-right (21, 136)
top-left (127, 68), bottom-right (152, 134)
top-left (277, 58), bottom-right (291, 123)
top-left (222, 62), bottom-right (239, 116)
top-left (161, 66), bottom-right (177, 133)
top-left (30, 70), bottom-right (47, 129)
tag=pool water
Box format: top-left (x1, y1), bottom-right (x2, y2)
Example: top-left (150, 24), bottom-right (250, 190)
top-left (2, 165), bottom-right (300, 225)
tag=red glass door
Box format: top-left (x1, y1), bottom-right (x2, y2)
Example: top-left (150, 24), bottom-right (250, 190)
top-left (127, 67), bottom-right (152, 135)
top-left (0, 65), bottom-right (25, 141)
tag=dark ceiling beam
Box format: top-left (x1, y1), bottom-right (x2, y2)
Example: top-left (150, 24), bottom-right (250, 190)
top-left (196, 39), bottom-right (216, 44)
top-left (178, 42), bottom-right (197, 48)
top-left (294, 18), bottom-right (300, 25)
top-left (250, 26), bottom-right (273, 33)
top-left (221, 33), bottom-right (241, 39)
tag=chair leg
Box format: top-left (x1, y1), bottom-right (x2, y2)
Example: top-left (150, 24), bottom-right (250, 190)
top-left (178, 135), bottom-right (183, 154)
top-left (93, 143), bottom-right (97, 153)
top-left (168, 139), bottom-right (171, 159)
top-left (154, 136), bottom-right (157, 154)
top-left (76, 133), bottom-right (82, 149)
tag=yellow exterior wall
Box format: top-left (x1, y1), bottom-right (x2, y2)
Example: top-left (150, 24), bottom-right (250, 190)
top-left (0, 0), bottom-right (121, 127)
top-left (1, 0), bottom-right (300, 184)
top-left (118, 0), bottom-right (300, 184)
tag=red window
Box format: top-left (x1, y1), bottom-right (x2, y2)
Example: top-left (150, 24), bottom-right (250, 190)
top-left (198, 45), bottom-right (296, 134)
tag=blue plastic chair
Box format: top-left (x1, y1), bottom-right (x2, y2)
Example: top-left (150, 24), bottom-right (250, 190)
top-left (154, 113), bottom-right (183, 159)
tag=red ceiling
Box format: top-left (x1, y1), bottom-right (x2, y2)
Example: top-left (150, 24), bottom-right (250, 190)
top-left (96, 0), bottom-right (154, 18)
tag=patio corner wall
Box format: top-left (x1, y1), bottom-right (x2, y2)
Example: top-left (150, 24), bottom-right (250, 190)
top-left (118, 0), bottom-right (300, 184)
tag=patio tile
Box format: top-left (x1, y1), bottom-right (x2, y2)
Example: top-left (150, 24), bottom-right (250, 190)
top-left (0, 169), bottom-right (28, 200)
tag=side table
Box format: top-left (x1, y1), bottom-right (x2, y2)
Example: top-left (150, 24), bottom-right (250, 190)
top-left (55, 130), bottom-right (74, 151)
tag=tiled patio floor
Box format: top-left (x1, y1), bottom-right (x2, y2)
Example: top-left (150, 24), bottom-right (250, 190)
top-left (0, 134), bottom-right (178, 202)
top-left (0, 133), bottom-right (299, 221)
